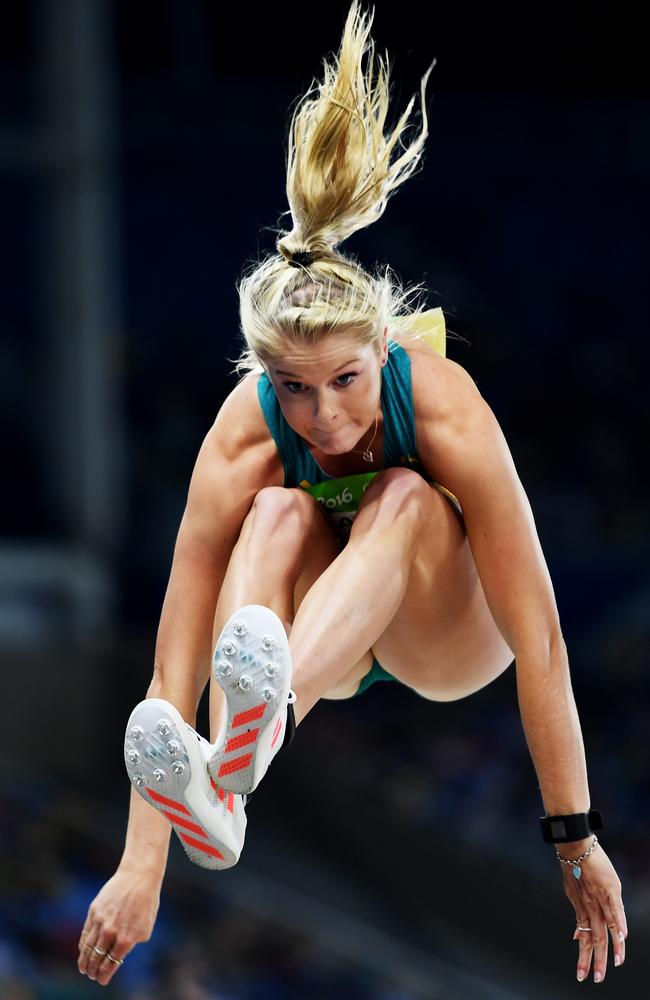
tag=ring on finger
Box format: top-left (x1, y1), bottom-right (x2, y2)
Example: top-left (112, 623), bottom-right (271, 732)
top-left (106, 953), bottom-right (124, 967)
top-left (92, 945), bottom-right (108, 956)
top-left (577, 926), bottom-right (592, 932)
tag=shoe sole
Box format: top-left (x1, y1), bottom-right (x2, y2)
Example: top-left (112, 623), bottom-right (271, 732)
top-left (124, 698), bottom-right (245, 870)
top-left (209, 605), bottom-right (293, 794)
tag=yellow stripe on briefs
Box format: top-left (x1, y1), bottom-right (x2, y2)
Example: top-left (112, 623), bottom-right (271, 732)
top-left (433, 481), bottom-right (462, 512)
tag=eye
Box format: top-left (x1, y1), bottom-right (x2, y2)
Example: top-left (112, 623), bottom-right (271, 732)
top-left (282, 381), bottom-right (306, 394)
top-left (335, 372), bottom-right (357, 387)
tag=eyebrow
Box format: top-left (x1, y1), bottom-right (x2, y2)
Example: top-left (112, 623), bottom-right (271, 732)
top-left (274, 357), bottom-right (361, 378)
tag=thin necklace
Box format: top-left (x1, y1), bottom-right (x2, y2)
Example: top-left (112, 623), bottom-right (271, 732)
top-left (350, 412), bottom-right (379, 463)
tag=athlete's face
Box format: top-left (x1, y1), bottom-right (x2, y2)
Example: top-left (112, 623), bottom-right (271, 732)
top-left (266, 329), bottom-right (388, 455)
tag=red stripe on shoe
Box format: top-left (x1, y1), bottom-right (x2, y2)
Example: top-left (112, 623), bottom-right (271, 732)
top-left (227, 792), bottom-right (234, 813)
top-left (218, 753), bottom-right (253, 776)
top-left (232, 704), bottom-right (266, 727)
top-left (179, 833), bottom-right (225, 860)
top-left (226, 729), bottom-right (259, 752)
top-left (146, 788), bottom-right (191, 815)
top-left (162, 811), bottom-right (207, 838)
top-left (271, 717), bottom-right (283, 749)
top-left (210, 778), bottom-right (226, 802)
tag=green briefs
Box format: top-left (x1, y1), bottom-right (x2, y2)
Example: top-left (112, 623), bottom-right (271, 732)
top-left (354, 657), bottom-right (400, 697)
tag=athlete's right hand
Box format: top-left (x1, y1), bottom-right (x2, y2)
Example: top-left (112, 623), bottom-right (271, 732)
top-left (77, 865), bottom-right (161, 986)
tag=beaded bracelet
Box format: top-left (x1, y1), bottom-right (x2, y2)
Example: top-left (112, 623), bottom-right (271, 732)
top-left (556, 834), bottom-right (599, 879)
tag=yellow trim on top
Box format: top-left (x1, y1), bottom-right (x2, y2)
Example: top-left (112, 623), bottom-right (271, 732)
top-left (390, 308), bottom-right (461, 508)
top-left (390, 306), bottom-right (447, 357)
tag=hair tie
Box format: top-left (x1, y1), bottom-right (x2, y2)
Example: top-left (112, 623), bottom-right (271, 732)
top-left (287, 250), bottom-right (314, 268)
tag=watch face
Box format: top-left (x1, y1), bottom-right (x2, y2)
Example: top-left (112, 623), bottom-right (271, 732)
top-left (550, 820), bottom-right (568, 839)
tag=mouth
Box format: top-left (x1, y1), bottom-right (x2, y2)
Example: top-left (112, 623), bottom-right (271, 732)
top-left (311, 426), bottom-right (342, 436)
top-left (308, 428), bottom-right (347, 452)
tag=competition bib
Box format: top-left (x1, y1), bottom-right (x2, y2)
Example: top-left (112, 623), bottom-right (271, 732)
top-left (298, 472), bottom-right (379, 542)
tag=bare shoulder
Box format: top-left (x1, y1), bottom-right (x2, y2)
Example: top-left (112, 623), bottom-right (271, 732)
top-left (209, 373), bottom-right (274, 451)
top-left (398, 336), bottom-right (484, 430)
top-left (193, 372), bottom-right (283, 497)
top-left (398, 337), bottom-right (516, 501)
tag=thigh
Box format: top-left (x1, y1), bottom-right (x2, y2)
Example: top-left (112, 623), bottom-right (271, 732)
top-left (291, 495), bottom-right (374, 700)
top-left (371, 484), bottom-right (514, 701)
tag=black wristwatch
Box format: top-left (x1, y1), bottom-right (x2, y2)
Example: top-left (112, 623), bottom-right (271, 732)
top-left (540, 809), bottom-right (603, 844)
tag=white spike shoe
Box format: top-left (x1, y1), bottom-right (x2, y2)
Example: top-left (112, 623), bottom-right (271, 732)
top-left (209, 605), bottom-right (296, 795)
top-left (124, 698), bottom-right (247, 870)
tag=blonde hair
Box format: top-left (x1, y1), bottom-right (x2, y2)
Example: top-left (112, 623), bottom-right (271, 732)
top-left (233, 1), bottom-right (437, 378)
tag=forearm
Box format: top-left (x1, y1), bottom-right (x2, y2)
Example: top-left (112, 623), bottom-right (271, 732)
top-left (118, 558), bottom-right (223, 877)
top-left (121, 579), bottom-right (221, 874)
top-left (118, 786), bottom-right (171, 879)
top-left (516, 633), bottom-right (592, 850)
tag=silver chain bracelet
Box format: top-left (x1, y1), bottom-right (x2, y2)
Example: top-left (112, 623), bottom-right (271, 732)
top-left (556, 834), bottom-right (599, 879)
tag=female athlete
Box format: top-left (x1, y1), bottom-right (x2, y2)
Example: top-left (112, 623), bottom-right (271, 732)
top-left (78, 2), bottom-right (626, 987)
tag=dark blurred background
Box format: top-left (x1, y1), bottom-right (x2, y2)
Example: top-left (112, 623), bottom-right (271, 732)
top-left (1, 1), bottom-right (648, 997)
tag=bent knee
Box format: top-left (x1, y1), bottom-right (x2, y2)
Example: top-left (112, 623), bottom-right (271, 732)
top-left (357, 467), bottom-right (433, 525)
top-left (248, 486), bottom-right (324, 541)
top-left (252, 485), bottom-right (318, 518)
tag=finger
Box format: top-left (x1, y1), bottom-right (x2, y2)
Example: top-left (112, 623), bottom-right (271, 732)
top-left (573, 917), bottom-right (590, 938)
top-left (575, 927), bottom-right (594, 983)
top-left (77, 922), bottom-right (97, 977)
top-left (603, 894), bottom-right (627, 967)
top-left (608, 921), bottom-right (625, 969)
top-left (590, 915), bottom-right (609, 984)
top-left (77, 919), bottom-right (93, 954)
top-left (95, 944), bottom-right (128, 987)
top-left (85, 929), bottom-right (117, 983)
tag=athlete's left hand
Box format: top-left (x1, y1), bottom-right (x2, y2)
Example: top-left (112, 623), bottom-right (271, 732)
top-left (560, 842), bottom-right (627, 983)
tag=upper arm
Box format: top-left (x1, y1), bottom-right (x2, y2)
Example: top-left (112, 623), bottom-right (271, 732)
top-left (180, 374), bottom-right (283, 556)
top-left (410, 351), bottom-right (562, 657)
top-left (153, 375), bottom-right (283, 694)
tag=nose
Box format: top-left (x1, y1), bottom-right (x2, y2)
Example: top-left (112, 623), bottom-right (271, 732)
top-left (312, 391), bottom-right (338, 427)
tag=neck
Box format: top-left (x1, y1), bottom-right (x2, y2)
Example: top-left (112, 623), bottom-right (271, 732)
top-left (309, 410), bottom-right (383, 477)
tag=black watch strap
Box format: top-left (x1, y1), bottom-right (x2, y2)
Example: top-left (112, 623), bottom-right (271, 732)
top-left (540, 809), bottom-right (603, 844)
